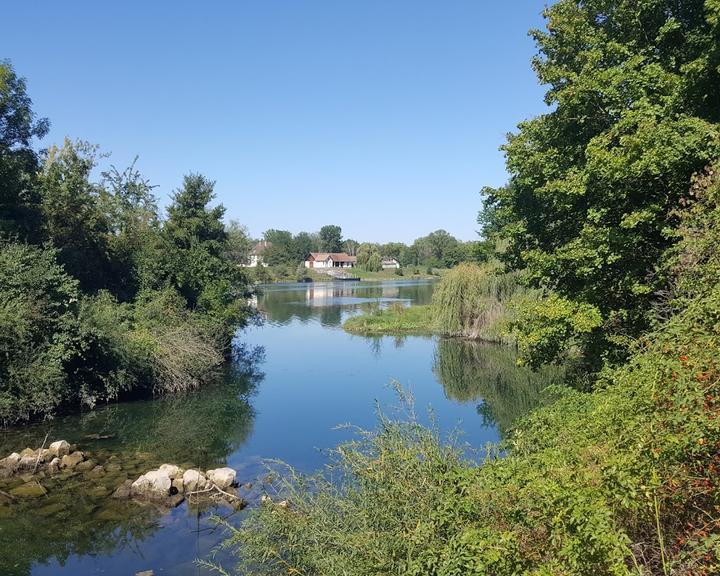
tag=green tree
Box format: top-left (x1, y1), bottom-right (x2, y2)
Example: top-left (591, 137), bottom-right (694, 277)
top-left (482, 0), bottom-right (720, 365)
top-left (319, 224), bottom-right (343, 252)
top-left (0, 60), bottom-right (49, 242)
top-left (262, 229), bottom-right (294, 265)
top-left (160, 173), bottom-right (247, 335)
top-left (225, 220), bottom-right (253, 266)
top-left (38, 139), bottom-right (113, 293)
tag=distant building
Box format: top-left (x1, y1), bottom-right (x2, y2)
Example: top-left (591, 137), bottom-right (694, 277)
top-left (245, 241), bottom-right (270, 267)
top-left (304, 252), bottom-right (357, 269)
top-left (381, 257), bottom-right (401, 269)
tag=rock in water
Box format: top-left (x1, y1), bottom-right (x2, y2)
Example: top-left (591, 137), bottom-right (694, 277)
top-left (158, 464), bottom-right (183, 479)
top-left (10, 481), bottom-right (46, 498)
top-left (207, 467), bottom-right (236, 489)
top-left (182, 469), bottom-right (208, 493)
top-left (131, 470), bottom-right (172, 500)
top-left (61, 451), bottom-right (85, 469)
top-left (49, 440), bottom-right (71, 458)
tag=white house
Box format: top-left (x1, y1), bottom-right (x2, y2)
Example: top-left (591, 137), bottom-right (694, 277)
top-left (244, 241), bottom-right (270, 267)
top-left (304, 252), bottom-right (357, 269)
top-left (381, 257), bottom-right (401, 269)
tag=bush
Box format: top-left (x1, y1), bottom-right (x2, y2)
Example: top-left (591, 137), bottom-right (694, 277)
top-left (0, 243), bottom-right (78, 424)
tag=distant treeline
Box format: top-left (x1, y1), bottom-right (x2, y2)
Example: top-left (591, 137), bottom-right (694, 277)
top-left (236, 224), bottom-right (491, 270)
top-left (0, 61), bottom-right (253, 425)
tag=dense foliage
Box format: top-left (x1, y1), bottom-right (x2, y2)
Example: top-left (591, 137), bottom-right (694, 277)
top-left (481, 0), bottom-right (720, 366)
top-left (0, 61), bottom-right (252, 425)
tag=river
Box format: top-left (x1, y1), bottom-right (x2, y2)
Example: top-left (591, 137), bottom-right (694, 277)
top-left (0, 279), bottom-right (559, 575)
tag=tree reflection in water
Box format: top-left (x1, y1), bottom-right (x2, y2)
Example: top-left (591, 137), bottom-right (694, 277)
top-left (433, 338), bottom-right (565, 437)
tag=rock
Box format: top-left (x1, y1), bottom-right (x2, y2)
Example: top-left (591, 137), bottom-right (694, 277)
top-left (277, 499), bottom-right (290, 508)
top-left (131, 469), bottom-right (172, 500)
top-left (105, 462), bottom-right (122, 473)
top-left (158, 463), bottom-right (183, 479)
top-left (49, 440), bottom-right (71, 458)
top-left (47, 457), bottom-right (62, 474)
top-left (207, 467), bottom-right (236, 489)
top-left (242, 482), bottom-right (253, 490)
top-left (38, 448), bottom-right (52, 462)
top-left (75, 459), bottom-right (96, 473)
top-left (61, 451), bottom-right (85, 469)
top-left (18, 455), bottom-right (37, 471)
top-left (0, 467), bottom-right (13, 479)
top-left (10, 481), bottom-right (46, 498)
top-left (19, 448), bottom-right (35, 458)
top-left (136, 571), bottom-right (154, 576)
top-left (182, 469), bottom-right (208, 493)
top-left (87, 465), bottom-right (105, 478)
top-left (260, 494), bottom-right (272, 505)
top-left (36, 501), bottom-right (67, 517)
top-left (3, 453), bottom-right (21, 468)
top-left (112, 479), bottom-right (133, 499)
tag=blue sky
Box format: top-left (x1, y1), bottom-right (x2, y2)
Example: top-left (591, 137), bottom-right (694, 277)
top-left (3, 1), bottom-right (549, 244)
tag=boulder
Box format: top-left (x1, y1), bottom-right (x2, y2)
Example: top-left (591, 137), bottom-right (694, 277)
top-left (10, 481), bottom-right (46, 498)
top-left (49, 440), bottom-right (71, 458)
top-left (76, 459), bottom-right (97, 473)
top-left (112, 479), bottom-right (133, 499)
top-left (171, 478), bottom-right (184, 493)
top-left (0, 453), bottom-right (20, 475)
top-left (182, 469), bottom-right (208, 493)
top-left (159, 464), bottom-right (183, 479)
top-left (87, 465), bottom-right (105, 478)
top-left (207, 467), bottom-right (236, 489)
top-left (47, 457), bottom-right (62, 474)
top-left (19, 448), bottom-right (35, 458)
top-left (61, 451), bottom-right (85, 469)
top-left (131, 469), bottom-right (172, 500)
top-left (18, 455), bottom-right (37, 471)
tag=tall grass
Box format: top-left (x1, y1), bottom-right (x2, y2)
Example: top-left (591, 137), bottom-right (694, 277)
top-left (431, 263), bottom-right (537, 343)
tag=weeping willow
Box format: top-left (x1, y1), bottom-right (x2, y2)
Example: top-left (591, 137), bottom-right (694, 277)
top-left (430, 263), bottom-right (537, 343)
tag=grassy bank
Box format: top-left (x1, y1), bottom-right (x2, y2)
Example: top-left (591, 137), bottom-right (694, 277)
top-left (343, 304), bottom-right (434, 336)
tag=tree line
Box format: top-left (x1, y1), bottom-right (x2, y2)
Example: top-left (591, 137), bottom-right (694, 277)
top-left (0, 61), bottom-right (253, 425)
top-left (239, 224), bottom-right (490, 271)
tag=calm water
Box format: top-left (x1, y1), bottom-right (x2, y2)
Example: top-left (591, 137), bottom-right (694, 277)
top-left (0, 280), bottom-right (559, 576)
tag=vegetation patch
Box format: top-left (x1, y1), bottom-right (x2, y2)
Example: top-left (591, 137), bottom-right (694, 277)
top-left (343, 304), bottom-right (434, 336)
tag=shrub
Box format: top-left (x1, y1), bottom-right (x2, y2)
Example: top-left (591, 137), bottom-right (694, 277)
top-left (0, 243), bottom-right (78, 424)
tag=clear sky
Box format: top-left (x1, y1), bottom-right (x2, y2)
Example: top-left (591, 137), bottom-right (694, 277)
top-left (3, 1), bottom-right (549, 244)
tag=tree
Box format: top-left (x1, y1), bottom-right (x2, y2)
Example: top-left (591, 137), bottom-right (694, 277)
top-left (262, 229), bottom-right (294, 265)
top-left (319, 224), bottom-right (343, 252)
top-left (481, 0), bottom-right (720, 364)
top-left (38, 139), bottom-right (113, 293)
top-left (161, 173), bottom-right (242, 319)
top-left (225, 220), bottom-right (253, 266)
top-left (0, 60), bottom-right (49, 241)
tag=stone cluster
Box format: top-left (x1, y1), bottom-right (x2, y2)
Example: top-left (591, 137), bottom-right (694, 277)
top-left (1, 440), bottom-right (244, 509)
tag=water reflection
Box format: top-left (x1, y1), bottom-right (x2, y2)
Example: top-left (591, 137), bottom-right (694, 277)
top-left (256, 280), bottom-right (435, 326)
top-left (433, 339), bottom-right (565, 436)
top-left (0, 356), bottom-right (264, 576)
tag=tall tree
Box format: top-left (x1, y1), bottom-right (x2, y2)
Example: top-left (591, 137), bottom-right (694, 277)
top-left (0, 60), bottom-right (49, 241)
top-left (319, 224), bottom-right (343, 252)
top-left (161, 173), bottom-right (232, 309)
top-left (482, 0), bottom-right (720, 364)
top-left (38, 139), bottom-right (112, 293)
